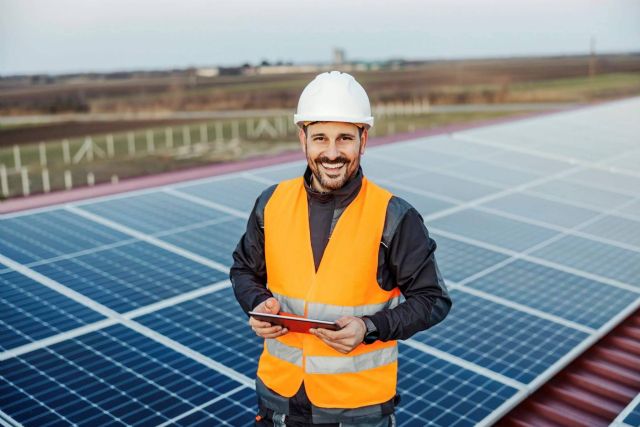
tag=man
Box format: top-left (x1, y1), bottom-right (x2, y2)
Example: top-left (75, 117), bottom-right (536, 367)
top-left (231, 71), bottom-right (451, 427)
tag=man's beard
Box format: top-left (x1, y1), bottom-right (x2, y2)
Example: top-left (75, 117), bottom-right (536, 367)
top-left (307, 153), bottom-right (359, 192)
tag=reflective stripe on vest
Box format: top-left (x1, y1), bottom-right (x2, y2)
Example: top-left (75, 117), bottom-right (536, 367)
top-left (272, 292), bottom-right (402, 320)
top-left (260, 176), bottom-right (399, 409)
top-left (266, 338), bottom-right (397, 375)
top-left (266, 338), bottom-right (302, 367)
top-left (306, 346), bottom-right (398, 374)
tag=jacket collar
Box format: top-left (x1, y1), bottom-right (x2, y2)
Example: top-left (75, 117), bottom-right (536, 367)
top-left (303, 165), bottom-right (363, 208)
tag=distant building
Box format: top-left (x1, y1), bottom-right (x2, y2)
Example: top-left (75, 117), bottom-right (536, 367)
top-left (196, 67), bottom-right (220, 78)
top-left (333, 48), bottom-right (346, 66)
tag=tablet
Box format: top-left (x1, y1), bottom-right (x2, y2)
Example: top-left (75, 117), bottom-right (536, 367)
top-left (248, 311), bottom-right (341, 333)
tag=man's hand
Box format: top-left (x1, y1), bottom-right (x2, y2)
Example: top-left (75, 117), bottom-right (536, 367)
top-left (249, 297), bottom-right (288, 339)
top-left (310, 316), bottom-right (366, 354)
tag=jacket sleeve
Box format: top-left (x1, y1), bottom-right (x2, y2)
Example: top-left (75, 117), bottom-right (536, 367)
top-left (368, 199), bottom-right (452, 341)
top-left (230, 185), bottom-right (277, 314)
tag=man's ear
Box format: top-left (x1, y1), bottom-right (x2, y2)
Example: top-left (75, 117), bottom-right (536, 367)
top-left (359, 128), bottom-right (368, 155)
top-left (298, 128), bottom-right (307, 154)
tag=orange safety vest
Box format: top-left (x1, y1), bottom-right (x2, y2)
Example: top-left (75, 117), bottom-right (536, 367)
top-left (258, 175), bottom-right (402, 409)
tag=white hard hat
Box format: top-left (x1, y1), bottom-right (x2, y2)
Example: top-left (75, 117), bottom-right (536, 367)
top-left (294, 71), bottom-right (374, 128)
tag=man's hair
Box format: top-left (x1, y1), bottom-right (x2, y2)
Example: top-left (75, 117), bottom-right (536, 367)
top-left (303, 123), bottom-right (365, 139)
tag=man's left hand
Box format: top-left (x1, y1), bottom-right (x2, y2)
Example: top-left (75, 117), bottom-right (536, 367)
top-left (310, 316), bottom-right (366, 354)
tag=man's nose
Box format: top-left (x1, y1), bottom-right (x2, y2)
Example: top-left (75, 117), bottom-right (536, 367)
top-left (324, 141), bottom-right (339, 159)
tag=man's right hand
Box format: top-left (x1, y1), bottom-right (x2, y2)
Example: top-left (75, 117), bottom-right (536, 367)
top-left (249, 297), bottom-right (288, 339)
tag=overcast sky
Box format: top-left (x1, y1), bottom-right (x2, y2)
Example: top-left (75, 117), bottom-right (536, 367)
top-left (1, 0), bottom-right (639, 75)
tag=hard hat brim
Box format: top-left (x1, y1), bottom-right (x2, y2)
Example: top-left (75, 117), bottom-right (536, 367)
top-left (294, 114), bottom-right (374, 129)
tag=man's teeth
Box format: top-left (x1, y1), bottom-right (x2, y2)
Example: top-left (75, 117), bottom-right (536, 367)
top-left (322, 163), bottom-right (345, 170)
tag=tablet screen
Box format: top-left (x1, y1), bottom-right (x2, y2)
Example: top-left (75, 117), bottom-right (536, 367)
top-left (248, 311), bottom-right (341, 333)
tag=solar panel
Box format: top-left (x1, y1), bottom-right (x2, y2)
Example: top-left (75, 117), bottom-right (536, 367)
top-left (0, 209), bottom-right (130, 264)
top-left (0, 325), bottom-right (253, 426)
top-left (612, 393), bottom-right (640, 427)
top-left (2, 97), bottom-right (640, 426)
top-left (31, 242), bottom-right (228, 313)
top-left (412, 290), bottom-right (589, 384)
top-left (0, 268), bottom-right (104, 351)
top-left (463, 260), bottom-right (638, 329)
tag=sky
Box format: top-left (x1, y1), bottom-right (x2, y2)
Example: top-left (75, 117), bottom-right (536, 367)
top-left (1, 0), bottom-right (639, 75)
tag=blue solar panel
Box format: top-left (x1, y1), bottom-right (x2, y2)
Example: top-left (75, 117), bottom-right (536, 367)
top-left (384, 186), bottom-right (456, 216)
top-left (158, 217), bottom-right (247, 266)
top-left (430, 208), bottom-right (559, 252)
top-left (361, 156), bottom-right (426, 181)
top-left (444, 159), bottom-right (541, 187)
top-left (465, 260), bottom-right (638, 329)
top-left (169, 386), bottom-right (256, 426)
top-left (621, 395), bottom-right (640, 427)
top-left (396, 346), bottom-right (518, 427)
top-left (175, 176), bottom-right (270, 213)
top-left (580, 214), bottom-right (640, 248)
top-left (481, 192), bottom-right (600, 228)
top-left (0, 325), bottom-right (252, 426)
top-left (135, 288), bottom-right (261, 378)
top-left (432, 234), bottom-right (509, 283)
top-left (414, 290), bottom-right (589, 383)
top-left (79, 192), bottom-right (231, 234)
top-left (32, 241), bottom-right (227, 313)
top-left (391, 170), bottom-right (502, 202)
top-left (0, 209), bottom-right (130, 264)
top-left (250, 162), bottom-right (304, 182)
top-left (566, 169), bottom-right (640, 197)
top-left (527, 179), bottom-right (630, 211)
top-left (0, 268), bottom-right (104, 351)
top-left (531, 235), bottom-right (640, 288)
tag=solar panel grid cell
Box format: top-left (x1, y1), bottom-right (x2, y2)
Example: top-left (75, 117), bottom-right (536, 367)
top-left (0, 269), bottom-right (104, 351)
top-left (31, 242), bottom-right (227, 313)
top-left (429, 208), bottom-right (560, 252)
top-left (0, 210), bottom-right (130, 264)
top-left (135, 288), bottom-right (261, 378)
top-left (0, 325), bottom-right (245, 427)
top-left (414, 290), bottom-right (589, 384)
top-left (464, 260), bottom-right (639, 329)
top-left (531, 235), bottom-right (640, 288)
top-left (175, 176), bottom-right (272, 212)
top-left (395, 347), bottom-right (518, 427)
top-left (79, 192), bottom-right (230, 234)
top-left (429, 234), bottom-right (509, 283)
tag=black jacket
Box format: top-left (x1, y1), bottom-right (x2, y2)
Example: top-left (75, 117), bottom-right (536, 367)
top-left (231, 166), bottom-right (451, 342)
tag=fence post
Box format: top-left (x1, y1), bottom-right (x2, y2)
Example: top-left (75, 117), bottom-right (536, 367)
top-left (200, 124), bottom-right (208, 144)
top-left (63, 139), bottom-right (71, 164)
top-left (86, 136), bottom-right (94, 162)
top-left (247, 119), bottom-right (255, 139)
top-left (183, 125), bottom-right (191, 147)
top-left (64, 170), bottom-right (73, 190)
top-left (39, 142), bottom-right (48, 167)
top-left (42, 168), bottom-right (51, 193)
top-left (0, 164), bottom-right (9, 197)
top-left (87, 172), bottom-right (95, 186)
top-left (165, 127), bottom-right (173, 149)
top-left (127, 132), bottom-right (136, 156)
top-left (111, 175), bottom-right (119, 184)
top-left (106, 134), bottom-right (115, 158)
top-left (215, 122), bottom-right (224, 144)
top-left (20, 167), bottom-right (30, 196)
top-left (146, 130), bottom-right (155, 153)
top-left (13, 145), bottom-right (22, 170)
top-left (231, 120), bottom-right (240, 141)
